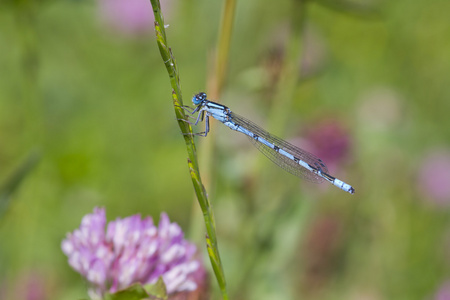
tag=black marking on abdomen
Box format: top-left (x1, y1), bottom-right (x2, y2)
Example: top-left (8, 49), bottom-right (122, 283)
top-left (273, 145), bottom-right (280, 152)
top-left (253, 133), bottom-right (259, 140)
top-left (294, 157), bottom-right (299, 163)
top-left (314, 162), bottom-right (325, 172)
top-left (308, 163), bottom-right (319, 173)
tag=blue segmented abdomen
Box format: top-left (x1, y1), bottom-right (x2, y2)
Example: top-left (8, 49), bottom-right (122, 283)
top-left (226, 112), bottom-right (328, 183)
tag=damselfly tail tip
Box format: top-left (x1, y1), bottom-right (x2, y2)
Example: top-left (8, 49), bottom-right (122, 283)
top-left (334, 179), bottom-right (355, 194)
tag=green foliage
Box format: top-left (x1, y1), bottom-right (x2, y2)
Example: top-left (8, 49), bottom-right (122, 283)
top-left (143, 277), bottom-right (168, 300)
top-left (0, 150), bottom-right (40, 218)
top-left (105, 279), bottom-right (167, 300)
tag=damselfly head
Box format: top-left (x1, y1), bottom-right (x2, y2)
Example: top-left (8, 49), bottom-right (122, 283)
top-left (192, 92), bottom-right (207, 105)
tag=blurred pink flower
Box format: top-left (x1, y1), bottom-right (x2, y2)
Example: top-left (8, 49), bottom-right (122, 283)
top-left (0, 270), bottom-right (48, 300)
top-left (432, 280), bottom-right (450, 300)
top-left (62, 207), bottom-right (206, 298)
top-left (418, 149), bottom-right (450, 206)
top-left (97, 0), bottom-right (171, 36)
top-left (302, 119), bottom-right (352, 172)
top-left (301, 214), bottom-right (343, 294)
top-left (14, 271), bottom-right (47, 300)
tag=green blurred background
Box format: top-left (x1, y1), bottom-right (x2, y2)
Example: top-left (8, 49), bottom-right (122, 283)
top-left (1, 0), bottom-right (449, 299)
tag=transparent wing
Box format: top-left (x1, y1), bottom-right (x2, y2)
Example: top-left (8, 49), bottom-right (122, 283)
top-left (230, 112), bottom-right (327, 183)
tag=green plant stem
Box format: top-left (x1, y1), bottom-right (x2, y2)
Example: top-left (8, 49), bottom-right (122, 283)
top-left (214, 0), bottom-right (237, 97)
top-left (198, 0), bottom-right (237, 188)
top-left (149, 1), bottom-right (229, 299)
top-left (268, 0), bottom-right (306, 133)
